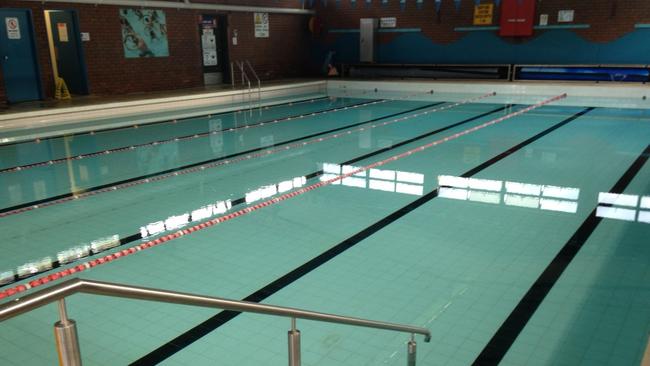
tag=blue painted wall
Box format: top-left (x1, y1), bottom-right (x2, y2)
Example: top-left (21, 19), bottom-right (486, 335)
top-left (317, 29), bottom-right (650, 65)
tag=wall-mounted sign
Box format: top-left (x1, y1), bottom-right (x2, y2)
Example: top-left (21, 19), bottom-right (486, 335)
top-left (558, 10), bottom-right (574, 23)
top-left (81, 32), bottom-right (90, 41)
top-left (539, 14), bottom-right (548, 26)
top-left (499, 0), bottom-right (535, 37)
top-left (57, 23), bottom-right (69, 42)
top-left (254, 12), bottom-right (269, 38)
top-left (380, 17), bottom-right (396, 28)
top-left (473, 4), bottom-right (494, 25)
top-left (5, 17), bottom-right (21, 40)
top-left (201, 28), bottom-right (217, 66)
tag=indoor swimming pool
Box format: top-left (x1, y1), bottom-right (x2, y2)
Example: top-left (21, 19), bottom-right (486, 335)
top-left (0, 87), bottom-right (648, 366)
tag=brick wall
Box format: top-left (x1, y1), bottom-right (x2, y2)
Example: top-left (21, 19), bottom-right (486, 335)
top-left (228, 12), bottom-right (312, 81)
top-left (0, 0), bottom-right (313, 104)
top-left (314, 0), bottom-right (650, 63)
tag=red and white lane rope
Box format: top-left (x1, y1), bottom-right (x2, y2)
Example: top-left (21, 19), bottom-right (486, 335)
top-left (0, 93), bottom-right (566, 300)
top-left (0, 92), bottom-right (495, 218)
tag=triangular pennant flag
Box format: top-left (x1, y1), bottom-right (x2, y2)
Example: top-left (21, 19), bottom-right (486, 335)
top-left (454, 0), bottom-right (461, 11)
top-left (435, 0), bottom-right (442, 13)
top-left (400, 0), bottom-right (406, 11)
top-left (417, 0), bottom-right (423, 9)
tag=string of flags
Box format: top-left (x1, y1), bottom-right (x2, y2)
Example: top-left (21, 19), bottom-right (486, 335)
top-left (309, 0), bottom-right (505, 12)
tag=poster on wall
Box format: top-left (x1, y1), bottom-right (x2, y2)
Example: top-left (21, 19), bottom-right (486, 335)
top-left (254, 12), bottom-right (269, 38)
top-left (473, 4), bottom-right (494, 25)
top-left (120, 9), bottom-right (169, 58)
top-left (201, 28), bottom-right (217, 66)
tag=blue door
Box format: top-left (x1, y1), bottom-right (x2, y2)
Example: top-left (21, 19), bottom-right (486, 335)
top-left (49, 10), bottom-right (88, 94)
top-left (0, 9), bottom-right (42, 103)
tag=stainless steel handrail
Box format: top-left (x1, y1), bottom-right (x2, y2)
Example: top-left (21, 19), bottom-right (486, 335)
top-left (236, 60), bottom-right (253, 113)
top-left (245, 60), bottom-right (262, 104)
top-left (0, 278), bottom-right (431, 365)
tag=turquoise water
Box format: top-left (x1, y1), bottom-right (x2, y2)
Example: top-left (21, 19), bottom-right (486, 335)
top-left (0, 92), bottom-right (648, 366)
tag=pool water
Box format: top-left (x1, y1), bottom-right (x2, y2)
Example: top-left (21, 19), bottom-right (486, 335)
top-left (0, 90), bottom-right (648, 366)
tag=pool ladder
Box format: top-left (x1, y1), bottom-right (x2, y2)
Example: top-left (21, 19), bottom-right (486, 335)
top-left (231, 60), bottom-right (262, 115)
top-left (0, 278), bottom-right (430, 366)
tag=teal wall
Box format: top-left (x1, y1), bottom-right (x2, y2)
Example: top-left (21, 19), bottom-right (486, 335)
top-left (317, 28), bottom-right (650, 65)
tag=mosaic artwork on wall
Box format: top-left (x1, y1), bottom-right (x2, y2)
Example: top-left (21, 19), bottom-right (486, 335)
top-left (120, 9), bottom-right (169, 58)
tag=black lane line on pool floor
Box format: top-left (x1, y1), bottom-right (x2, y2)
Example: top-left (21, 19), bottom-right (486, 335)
top-left (0, 102), bottom-right (445, 215)
top-left (130, 107), bottom-right (594, 366)
top-left (0, 95), bottom-right (331, 148)
top-left (1, 105), bottom-right (510, 288)
top-left (473, 142), bottom-right (650, 366)
top-left (0, 98), bottom-right (382, 174)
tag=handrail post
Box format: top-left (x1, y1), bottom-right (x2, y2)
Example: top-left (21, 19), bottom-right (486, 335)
top-left (230, 62), bottom-right (235, 89)
top-left (288, 318), bottom-right (301, 366)
top-left (54, 299), bottom-right (82, 366)
top-left (407, 334), bottom-right (417, 366)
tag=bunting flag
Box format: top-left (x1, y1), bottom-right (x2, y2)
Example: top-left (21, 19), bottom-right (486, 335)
top-left (417, 0), bottom-right (424, 9)
top-left (454, 0), bottom-right (461, 11)
top-left (400, 0), bottom-right (406, 11)
top-left (435, 0), bottom-right (442, 13)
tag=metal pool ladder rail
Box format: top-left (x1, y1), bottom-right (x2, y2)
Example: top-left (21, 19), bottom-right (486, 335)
top-left (245, 60), bottom-right (262, 104)
top-left (0, 278), bottom-right (431, 366)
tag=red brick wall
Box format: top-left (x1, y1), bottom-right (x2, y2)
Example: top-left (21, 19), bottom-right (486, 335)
top-left (315, 0), bottom-right (650, 48)
top-left (228, 12), bottom-right (312, 81)
top-left (0, 0), bottom-right (313, 104)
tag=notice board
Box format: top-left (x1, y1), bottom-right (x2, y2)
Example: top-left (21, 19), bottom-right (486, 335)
top-left (499, 0), bottom-right (535, 37)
